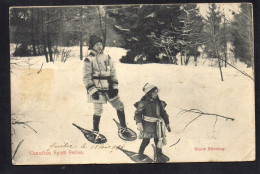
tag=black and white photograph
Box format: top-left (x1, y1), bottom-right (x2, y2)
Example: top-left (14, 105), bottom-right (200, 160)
top-left (9, 3), bottom-right (255, 164)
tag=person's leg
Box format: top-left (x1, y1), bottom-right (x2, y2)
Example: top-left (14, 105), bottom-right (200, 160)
top-left (108, 95), bottom-right (133, 138)
top-left (108, 95), bottom-right (126, 127)
top-left (154, 138), bottom-right (159, 148)
top-left (154, 138), bottom-right (169, 162)
top-left (93, 103), bottom-right (103, 131)
top-left (139, 138), bottom-right (150, 154)
top-left (154, 138), bottom-right (161, 156)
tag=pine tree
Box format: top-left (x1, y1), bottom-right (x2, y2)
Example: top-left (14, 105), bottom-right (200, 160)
top-left (107, 5), bottom-right (182, 63)
top-left (203, 4), bottom-right (222, 58)
top-left (203, 3), bottom-right (224, 81)
top-left (176, 4), bottom-right (204, 65)
top-left (231, 4), bottom-right (253, 68)
top-left (10, 8), bottom-right (37, 57)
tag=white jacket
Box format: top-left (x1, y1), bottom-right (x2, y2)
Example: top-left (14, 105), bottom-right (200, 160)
top-left (83, 50), bottom-right (118, 102)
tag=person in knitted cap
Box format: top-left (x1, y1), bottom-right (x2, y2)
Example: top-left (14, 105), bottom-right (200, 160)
top-left (83, 34), bottom-right (134, 143)
top-left (134, 83), bottom-right (171, 163)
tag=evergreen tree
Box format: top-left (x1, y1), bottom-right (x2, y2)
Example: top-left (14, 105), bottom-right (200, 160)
top-left (202, 3), bottom-right (224, 81)
top-left (176, 4), bottom-right (204, 65)
top-left (107, 5), bottom-right (182, 63)
top-left (231, 4), bottom-right (253, 67)
top-left (203, 3), bottom-right (222, 58)
top-left (10, 8), bottom-right (37, 56)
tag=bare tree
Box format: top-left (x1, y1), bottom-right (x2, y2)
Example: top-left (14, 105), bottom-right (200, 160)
top-left (40, 8), bottom-right (49, 62)
top-left (98, 6), bottom-right (107, 50)
top-left (46, 8), bottom-right (53, 62)
top-left (31, 9), bottom-right (36, 56)
top-left (79, 7), bottom-right (84, 60)
top-left (148, 30), bottom-right (178, 64)
top-left (222, 8), bottom-right (228, 67)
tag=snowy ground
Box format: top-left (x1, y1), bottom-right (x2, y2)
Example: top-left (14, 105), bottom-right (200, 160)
top-left (11, 46), bottom-right (255, 164)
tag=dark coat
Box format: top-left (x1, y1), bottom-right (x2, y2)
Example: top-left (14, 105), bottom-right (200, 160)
top-left (134, 96), bottom-right (169, 133)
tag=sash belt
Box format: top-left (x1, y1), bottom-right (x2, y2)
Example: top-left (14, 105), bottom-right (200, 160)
top-left (143, 116), bottom-right (167, 148)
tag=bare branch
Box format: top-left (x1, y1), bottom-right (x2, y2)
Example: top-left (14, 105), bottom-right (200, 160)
top-left (12, 121), bottom-right (38, 133)
top-left (37, 62), bottom-right (44, 74)
top-left (11, 127), bottom-right (16, 135)
top-left (178, 109), bottom-right (234, 121)
top-left (12, 139), bottom-right (24, 160)
top-left (179, 114), bottom-right (203, 133)
top-left (177, 108), bottom-right (203, 116)
top-left (217, 57), bottom-right (254, 81)
top-left (211, 116), bottom-right (218, 139)
top-left (170, 138), bottom-right (181, 147)
top-left (177, 108), bottom-right (235, 133)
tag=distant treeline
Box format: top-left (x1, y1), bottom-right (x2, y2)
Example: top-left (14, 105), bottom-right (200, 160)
top-left (10, 4), bottom-right (253, 68)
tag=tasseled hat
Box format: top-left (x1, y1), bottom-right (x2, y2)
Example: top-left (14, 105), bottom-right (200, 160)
top-left (143, 83), bottom-right (158, 95)
top-left (88, 35), bottom-right (103, 50)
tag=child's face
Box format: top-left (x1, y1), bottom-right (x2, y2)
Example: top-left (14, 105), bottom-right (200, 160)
top-left (93, 42), bottom-right (103, 54)
top-left (151, 89), bottom-right (158, 99)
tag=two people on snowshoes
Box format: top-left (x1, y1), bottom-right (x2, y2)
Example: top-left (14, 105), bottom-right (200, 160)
top-left (134, 83), bottom-right (171, 163)
top-left (83, 35), bottom-right (133, 143)
top-left (83, 35), bottom-right (171, 162)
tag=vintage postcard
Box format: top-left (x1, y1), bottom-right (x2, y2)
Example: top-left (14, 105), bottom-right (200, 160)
top-left (10, 3), bottom-right (255, 164)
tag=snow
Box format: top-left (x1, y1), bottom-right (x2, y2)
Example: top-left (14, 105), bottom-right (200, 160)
top-left (114, 25), bottom-right (130, 32)
top-left (197, 3), bottom-right (240, 21)
top-left (145, 12), bottom-right (155, 18)
top-left (11, 47), bottom-right (254, 164)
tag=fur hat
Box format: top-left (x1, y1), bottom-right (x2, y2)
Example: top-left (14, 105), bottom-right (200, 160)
top-left (143, 83), bottom-right (158, 95)
top-left (88, 35), bottom-right (103, 50)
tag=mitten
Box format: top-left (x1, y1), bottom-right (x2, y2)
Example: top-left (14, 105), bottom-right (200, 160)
top-left (108, 89), bottom-right (118, 99)
top-left (92, 92), bottom-right (99, 100)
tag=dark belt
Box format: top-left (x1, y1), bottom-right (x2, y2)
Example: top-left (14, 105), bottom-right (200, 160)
top-left (92, 76), bottom-right (110, 80)
top-left (92, 76), bottom-right (113, 91)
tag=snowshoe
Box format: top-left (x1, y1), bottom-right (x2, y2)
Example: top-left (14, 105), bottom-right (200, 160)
top-left (152, 144), bottom-right (169, 163)
top-left (113, 119), bottom-right (137, 141)
top-left (160, 153), bottom-right (170, 162)
top-left (155, 156), bottom-right (168, 163)
top-left (117, 147), bottom-right (153, 163)
top-left (72, 123), bottom-right (107, 144)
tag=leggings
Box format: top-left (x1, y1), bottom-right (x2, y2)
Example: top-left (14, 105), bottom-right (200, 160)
top-left (139, 138), bottom-right (159, 154)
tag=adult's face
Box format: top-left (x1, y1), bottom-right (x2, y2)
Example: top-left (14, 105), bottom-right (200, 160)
top-left (93, 42), bottom-right (103, 54)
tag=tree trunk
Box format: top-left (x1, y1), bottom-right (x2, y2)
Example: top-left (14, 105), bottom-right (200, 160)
top-left (209, 5), bottom-right (223, 81)
top-left (184, 49), bottom-right (187, 65)
top-left (41, 8), bottom-right (49, 63)
top-left (56, 8), bottom-right (65, 61)
top-left (103, 12), bottom-right (107, 48)
top-left (164, 47), bottom-right (172, 64)
top-left (223, 15), bottom-right (227, 67)
top-left (194, 55), bottom-right (197, 66)
top-left (180, 52), bottom-right (183, 65)
top-left (46, 8), bottom-right (53, 62)
top-left (98, 7), bottom-right (107, 50)
top-left (31, 9), bottom-right (36, 56)
top-left (79, 7), bottom-right (83, 60)
top-left (213, 38), bottom-right (224, 81)
top-left (194, 41), bottom-right (198, 66)
top-left (185, 55), bottom-right (190, 65)
top-left (36, 8), bottom-right (41, 55)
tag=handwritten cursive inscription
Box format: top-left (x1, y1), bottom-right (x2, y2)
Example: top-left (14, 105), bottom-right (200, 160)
top-left (47, 142), bottom-right (77, 151)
